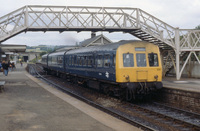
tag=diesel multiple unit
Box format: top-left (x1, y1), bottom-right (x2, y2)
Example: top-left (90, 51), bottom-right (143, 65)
top-left (41, 40), bottom-right (163, 100)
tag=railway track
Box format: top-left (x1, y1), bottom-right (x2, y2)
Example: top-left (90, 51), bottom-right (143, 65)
top-left (28, 64), bottom-right (200, 131)
top-left (28, 64), bottom-right (154, 131)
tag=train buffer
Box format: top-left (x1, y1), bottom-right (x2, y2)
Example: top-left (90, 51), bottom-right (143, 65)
top-left (0, 81), bottom-right (5, 92)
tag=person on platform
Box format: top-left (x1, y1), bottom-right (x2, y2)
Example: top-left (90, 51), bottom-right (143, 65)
top-left (2, 61), bottom-right (9, 76)
top-left (0, 61), bottom-right (2, 69)
top-left (11, 62), bottom-right (16, 69)
top-left (8, 60), bottom-right (11, 71)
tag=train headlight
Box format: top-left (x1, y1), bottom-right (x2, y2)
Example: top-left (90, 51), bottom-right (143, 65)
top-left (124, 75), bottom-right (130, 81)
top-left (154, 75), bottom-right (158, 80)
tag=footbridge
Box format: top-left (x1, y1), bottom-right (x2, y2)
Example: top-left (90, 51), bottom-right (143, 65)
top-left (0, 5), bottom-right (200, 79)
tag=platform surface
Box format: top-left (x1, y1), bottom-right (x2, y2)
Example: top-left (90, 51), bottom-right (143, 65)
top-left (163, 77), bottom-right (200, 93)
top-left (0, 64), bottom-right (140, 131)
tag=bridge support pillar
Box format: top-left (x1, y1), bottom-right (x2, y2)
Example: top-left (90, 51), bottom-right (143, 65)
top-left (175, 28), bottom-right (180, 80)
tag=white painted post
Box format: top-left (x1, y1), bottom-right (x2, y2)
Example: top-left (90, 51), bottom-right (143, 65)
top-left (175, 28), bottom-right (180, 80)
top-left (136, 8), bottom-right (140, 28)
top-left (25, 6), bottom-right (28, 27)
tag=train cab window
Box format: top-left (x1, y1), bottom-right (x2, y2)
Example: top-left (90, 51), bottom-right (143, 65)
top-left (97, 55), bottom-right (103, 67)
top-left (104, 55), bottom-right (111, 68)
top-left (136, 53), bottom-right (146, 67)
top-left (148, 53), bottom-right (159, 67)
top-left (123, 53), bottom-right (134, 67)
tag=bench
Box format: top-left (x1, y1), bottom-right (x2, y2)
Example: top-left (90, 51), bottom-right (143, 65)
top-left (0, 81), bottom-right (5, 92)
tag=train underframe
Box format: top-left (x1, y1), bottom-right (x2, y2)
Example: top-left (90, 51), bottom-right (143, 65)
top-left (45, 68), bottom-right (162, 101)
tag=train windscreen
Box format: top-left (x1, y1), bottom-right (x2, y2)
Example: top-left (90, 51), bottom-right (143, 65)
top-left (148, 53), bottom-right (159, 66)
top-left (136, 53), bottom-right (146, 67)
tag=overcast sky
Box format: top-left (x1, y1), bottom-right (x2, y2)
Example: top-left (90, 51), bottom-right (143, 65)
top-left (1, 0), bottom-right (200, 46)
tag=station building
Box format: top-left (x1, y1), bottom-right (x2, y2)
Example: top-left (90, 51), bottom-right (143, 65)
top-left (0, 44), bottom-right (40, 63)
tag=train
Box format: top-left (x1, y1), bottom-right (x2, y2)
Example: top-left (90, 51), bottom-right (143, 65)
top-left (41, 40), bottom-right (163, 101)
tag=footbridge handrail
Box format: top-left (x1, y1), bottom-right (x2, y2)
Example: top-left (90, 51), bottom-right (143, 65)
top-left (0, 5), bottom-right (176, 48)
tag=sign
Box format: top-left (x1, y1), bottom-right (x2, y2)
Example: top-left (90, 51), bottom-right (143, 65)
top-left (5, 52), bottom-right (14, 54)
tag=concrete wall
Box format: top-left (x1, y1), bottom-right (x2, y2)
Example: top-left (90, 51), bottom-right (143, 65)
top-left (20, 52), bottom-right (40, 62)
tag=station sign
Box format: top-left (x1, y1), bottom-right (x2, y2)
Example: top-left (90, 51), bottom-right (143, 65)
top-left (5, 52), bottom-right (14, 54)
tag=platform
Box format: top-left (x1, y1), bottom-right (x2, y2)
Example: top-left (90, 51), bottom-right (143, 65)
top-left (0, 64), bottom-right (139, 131)
top-left (163, 77), bottom-right (200, 93)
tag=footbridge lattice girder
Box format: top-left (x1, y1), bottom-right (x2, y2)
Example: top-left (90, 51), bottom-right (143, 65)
top-left (0, 5), bottom-right (200, 79)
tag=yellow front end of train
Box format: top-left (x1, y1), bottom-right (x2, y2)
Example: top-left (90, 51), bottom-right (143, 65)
top-left (116, 41), bottom-right (162, 84)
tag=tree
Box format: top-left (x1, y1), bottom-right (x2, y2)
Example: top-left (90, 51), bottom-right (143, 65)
top-left (40, 51), bottom-right (47, 57)
top-left (195, 25), bottom-right (200, 29)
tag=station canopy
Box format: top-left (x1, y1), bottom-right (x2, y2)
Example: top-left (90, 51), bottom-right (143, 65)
top-left (0, 44), bottom-right (26, 54)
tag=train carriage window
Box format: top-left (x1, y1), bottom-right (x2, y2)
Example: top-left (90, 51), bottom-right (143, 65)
top-left (69, 56), bottom-right (72, 66)
top-left (148, 53), bottom-right (159, 67)
top-left (97, 55), bottom-right (103, 67)
top-left (113, 54), bottom-right (116, 67)
top-left (136, 53), bottom-right (146, 67)
top-left (80, 56), bottom-right (83, 66)
top-left (48, 56), bottom-right (52, 65)
top-left (74, 56), bottom-right (77, 66)
top-left (123, 53), bottom-right (134, 67)
top-left (65, 56), bottom-right (68, 65)
top-left (82, 56), bottom-right (87, 66)
top-left (88, 56), bottom-right (93, 67)
top-left (104, 54), bottom-right (111, 68)
top-left (77, 56), bottom-right (80, 66)
top-left (58, 56), bottom-right (63, 64)
top-left (71, 56), bottom-right (74, 65)
top-left (52, 56), bottom-right (57, 65)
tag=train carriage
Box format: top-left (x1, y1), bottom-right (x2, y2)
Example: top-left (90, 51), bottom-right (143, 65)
top-left (41, 54), bottom-right (48, 69)
top-left (47, 51), bottom-right (66, 74)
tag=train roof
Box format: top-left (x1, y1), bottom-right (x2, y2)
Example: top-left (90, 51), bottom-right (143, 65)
top-left (48, 51), bottom-right (66, 56)
top-left (66, 40), bottom-right (143, 54)
top-left (41, 54), bottom-right (48, 58)
top-left (42, 40), bottom-right (151, 57)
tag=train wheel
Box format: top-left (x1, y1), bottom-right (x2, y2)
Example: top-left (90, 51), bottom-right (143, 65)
top-left (126, 87), bottom-right (136, 101)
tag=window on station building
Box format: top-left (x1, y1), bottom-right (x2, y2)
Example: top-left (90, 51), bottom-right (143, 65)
top-left (148, 53), bottom-right (159, 67)
top-left (123, 53), bottom-right (134, 67)
top-left (136, 53), bottom-right (146, 67)
top-left (104, 54), bottom-right (111, 68)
